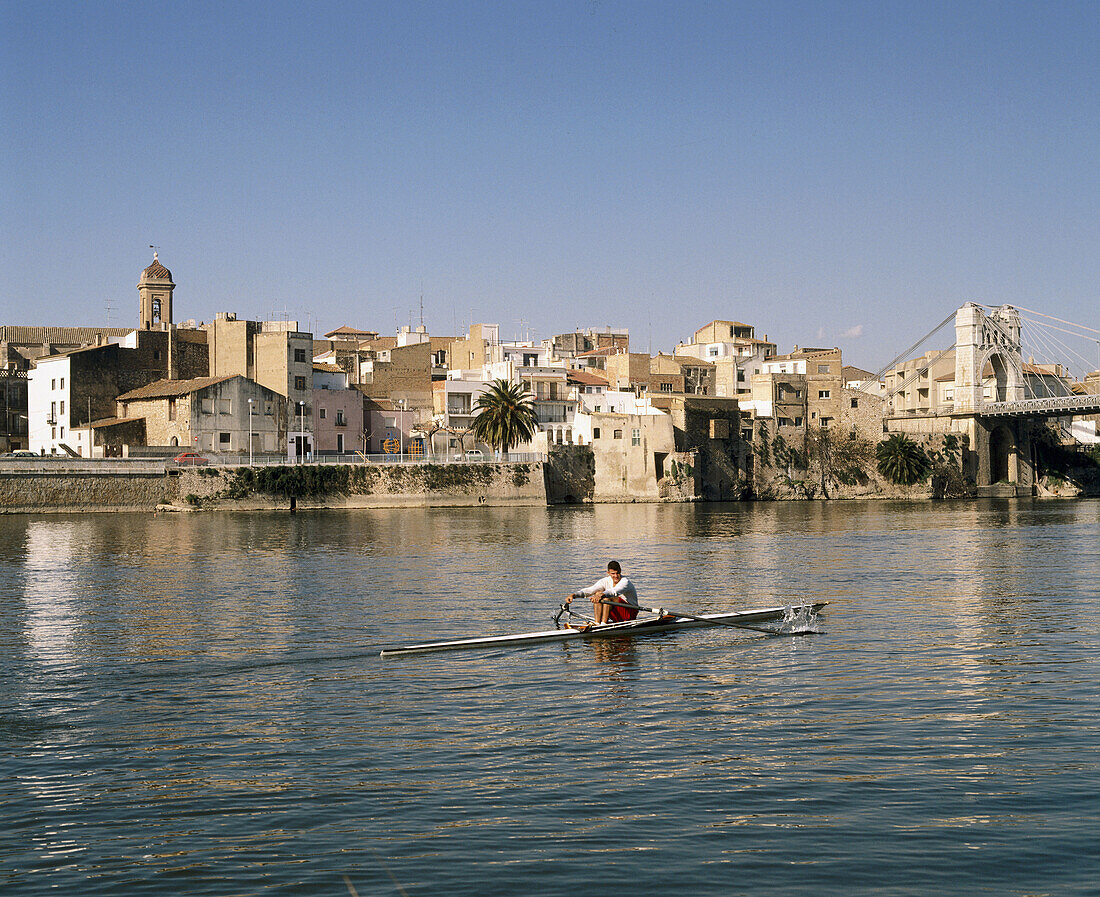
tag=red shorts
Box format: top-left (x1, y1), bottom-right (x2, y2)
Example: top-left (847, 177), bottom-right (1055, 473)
top-left (606, 602), bottom-right (639, 623)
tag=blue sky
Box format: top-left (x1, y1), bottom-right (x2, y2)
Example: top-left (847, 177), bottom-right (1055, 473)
top-left (2, 1), bottom-right (1097, 369)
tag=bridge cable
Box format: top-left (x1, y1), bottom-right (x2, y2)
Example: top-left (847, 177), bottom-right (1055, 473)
top-left (855, 310), bottom-right (958, 393)
top-left (1017, 314), bottom-right (1098, 379)
top-left (998, 304), bottom-right (1100, 338)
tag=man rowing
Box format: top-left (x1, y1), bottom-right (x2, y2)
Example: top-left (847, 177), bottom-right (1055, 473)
top-left (565, 560), bottom-right (640, 628)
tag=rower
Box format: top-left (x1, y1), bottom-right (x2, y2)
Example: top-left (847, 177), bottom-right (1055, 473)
top-left (565, 561), bottom-right (640, 627)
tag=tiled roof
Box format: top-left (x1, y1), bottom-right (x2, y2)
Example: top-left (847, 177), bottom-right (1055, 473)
top-left (0, 326), bottom-right (132, 346)
top-left (140, 254), bottom-right (172, 281)
top-left (117, 376), bottom-right (235, 401)
top-left (567, 369), bottom-right (609, 386)
top-left (86, 417), bottom-right (144, 429)
top-left (325, 326), bottom-right (379, 338)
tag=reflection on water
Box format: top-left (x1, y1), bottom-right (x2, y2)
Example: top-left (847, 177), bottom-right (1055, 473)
top-left (0, 499), bottom-right (1098, 896)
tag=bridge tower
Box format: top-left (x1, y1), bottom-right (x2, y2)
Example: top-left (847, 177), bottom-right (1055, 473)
top-left (953, 302), bottom-right (1025, 412)
top-left (953, 303), bottom-right (1033, 494)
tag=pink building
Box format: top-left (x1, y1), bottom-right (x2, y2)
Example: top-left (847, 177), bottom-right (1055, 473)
top-left (312, 364), bottom-right (364, 455)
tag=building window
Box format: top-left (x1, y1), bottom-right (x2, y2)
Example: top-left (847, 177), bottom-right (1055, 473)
top-left (51, 427), bottom-right (56, 438)
top-left (60, 401), bottom-right (65, 414)
top-left (817, 364), bottom-right (830, 373)
top-left (592, 427), bottom-right (601, 439)
top-left (265, 402), bottom-right (274, 415)
top-left (60, 426), bottom-right (64, 437)
top-left (819, 390), bottom-right (831, 399)
top-left (613, 429), bottom-right (623, 439)
top-left (737, 370), bottom-right (746, 383)
top-left (851, 398), bottom-right (859, 408)
top-left (219, 432), bottom-right (231, 444)
top-left (51, 379), bottom-right (56, 389)
top-left (335, 411), bottom-right (346, 426)
top-left (294, 376), bottom-right (307, 391)
top-left (219, 399), bottom-right (232, 414)
top-left (383, 416), bottom-right (396, 427)
top-left (660, 382), bottom-right (674, 393)
top-left (631, 428), bottom-right (641, 446)
top-left (153, 350), bottom-right (161, 361)
top-left (319, 408), bottom-right (327, 420)
top-left (294, 348), bottom-right (307, 363)
top-left (168, 398), bottom-right (177, 421)
top-left (202, 399), bottom-right (214, 415)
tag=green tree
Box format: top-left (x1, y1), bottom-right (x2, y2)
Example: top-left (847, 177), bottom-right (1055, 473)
top-left (875, 433), bottom-right (932, 486)
top-left (471, 379), bottom-right (539, 456)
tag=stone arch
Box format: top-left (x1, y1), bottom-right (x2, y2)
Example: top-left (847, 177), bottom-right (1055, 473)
top-left (989, 425), bottom-right (1013, 483)
top-left (982, 348), bottom-right (1023, 403)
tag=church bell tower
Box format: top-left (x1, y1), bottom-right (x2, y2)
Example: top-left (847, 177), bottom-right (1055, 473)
top-left (138, 251), bottom-right (175, 329)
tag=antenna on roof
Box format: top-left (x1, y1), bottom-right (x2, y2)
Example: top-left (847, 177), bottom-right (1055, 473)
top-left (105, 297), bottom-right (113, 328)
top-left (420, 281), bottom-right (424, 327)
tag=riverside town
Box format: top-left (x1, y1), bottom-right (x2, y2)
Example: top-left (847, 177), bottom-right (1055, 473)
top-left (1, 252), bottom-right (1098, 512)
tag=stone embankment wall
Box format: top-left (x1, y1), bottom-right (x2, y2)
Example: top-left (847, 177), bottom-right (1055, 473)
top-left (0, 462), bottom-right (546, 513)
top-left (176, 462), bottom-right (546, 510)
top-left (0, 470), bottom-right (177, 513)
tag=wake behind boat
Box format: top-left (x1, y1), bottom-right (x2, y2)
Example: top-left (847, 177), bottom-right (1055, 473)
top-left (378, 602), bottom-right (828, 657)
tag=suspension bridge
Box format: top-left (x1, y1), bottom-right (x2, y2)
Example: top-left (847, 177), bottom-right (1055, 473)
top-left (866, 302), bottom-right (1100, 495)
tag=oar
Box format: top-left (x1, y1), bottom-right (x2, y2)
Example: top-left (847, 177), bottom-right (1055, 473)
top-left (593, 598), bottom-right (816, 636)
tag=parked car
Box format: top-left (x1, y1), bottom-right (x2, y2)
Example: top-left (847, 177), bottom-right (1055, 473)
top-left (464, 450), bottom-right (485, 461)
top-left (2, 450), bottom-right (37, 458)
top-left (173, 452), bottom-right (209, 466)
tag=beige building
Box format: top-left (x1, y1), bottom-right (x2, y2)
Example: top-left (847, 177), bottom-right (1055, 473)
top-left (448, 323), bottom-right (500, 372)
top-left (116, 375), bottom-right (287, 455)
top-left (358, 340), bottom-right (434, 424)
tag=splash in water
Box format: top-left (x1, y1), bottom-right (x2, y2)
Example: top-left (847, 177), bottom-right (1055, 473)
top-left (778, 603), bottom-right (822, 634)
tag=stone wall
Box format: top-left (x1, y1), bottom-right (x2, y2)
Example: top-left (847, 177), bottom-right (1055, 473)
top-left (0, 470), bottom-right (177, 513)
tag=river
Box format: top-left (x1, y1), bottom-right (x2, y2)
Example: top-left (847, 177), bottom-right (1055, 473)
top-left (2, 499), bottom-right (1098, 896)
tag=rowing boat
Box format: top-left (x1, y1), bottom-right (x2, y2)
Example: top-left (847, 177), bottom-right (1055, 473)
top-left (378, 602), bottom-right (828, 657)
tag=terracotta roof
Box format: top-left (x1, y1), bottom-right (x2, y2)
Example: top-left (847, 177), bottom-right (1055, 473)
top-left (117, 376), bottom-right (235, 401)
top-left (0, 326), bottom-right (132, 347)
top-left (843, 365), bottom-right (876, 380)
top-left (576, 346), bottom-right (622, 357)
top-left (567, 369), bottom-right (609, 386)
top-left (139, 253), bottom-right (172, 282)
top-left (313, 363), bottom-right (343, 373)
top-left (325, 326), bottom-right (379, 338)
top-left (85, 416), bottom-right (144, 429)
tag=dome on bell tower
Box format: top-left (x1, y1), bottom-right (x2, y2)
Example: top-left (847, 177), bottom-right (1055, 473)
top-left (140, 251), bottom-right (173, 283)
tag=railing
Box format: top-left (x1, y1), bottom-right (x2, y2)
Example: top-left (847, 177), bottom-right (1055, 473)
top-left (0, 452), bottom-right (549, 472)
top-left (980, 394), bottom-right (1100, 416)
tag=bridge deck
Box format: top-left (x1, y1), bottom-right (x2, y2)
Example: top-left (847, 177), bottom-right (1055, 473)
top-left (980, 395), bottom-right (1100, 417)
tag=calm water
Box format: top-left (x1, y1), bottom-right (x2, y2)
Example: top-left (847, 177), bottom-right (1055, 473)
top-left (1, 500), bottom-right (1098, 896)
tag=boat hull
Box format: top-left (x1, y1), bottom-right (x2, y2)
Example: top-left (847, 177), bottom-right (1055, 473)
top-left (379, 602), bottom-right (828, 657)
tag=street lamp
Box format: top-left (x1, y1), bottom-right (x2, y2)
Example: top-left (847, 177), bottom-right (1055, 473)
top-left (298, 400), bottom-right (305, 463)
top-left (247, 398), bottom-right (253, 467)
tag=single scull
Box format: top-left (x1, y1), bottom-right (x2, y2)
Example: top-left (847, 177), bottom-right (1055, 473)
top-left (378, 602), bottom-right (827, 657)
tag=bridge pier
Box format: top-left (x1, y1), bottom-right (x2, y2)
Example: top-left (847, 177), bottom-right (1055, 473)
top-left (968, 416), bottom-right (1035, 496)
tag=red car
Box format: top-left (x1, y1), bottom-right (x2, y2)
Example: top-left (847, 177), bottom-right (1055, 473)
top-left (173, 452), bottom-right (209, 466)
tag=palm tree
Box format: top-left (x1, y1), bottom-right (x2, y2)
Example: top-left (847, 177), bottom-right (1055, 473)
top-left (471, 379), bottom-right (539, 457)
top-left (875, 433), bottom-right (932, 486)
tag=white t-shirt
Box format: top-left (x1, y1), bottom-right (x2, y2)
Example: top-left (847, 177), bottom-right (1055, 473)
top-left (575, 575), bottom-right (639, 606)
